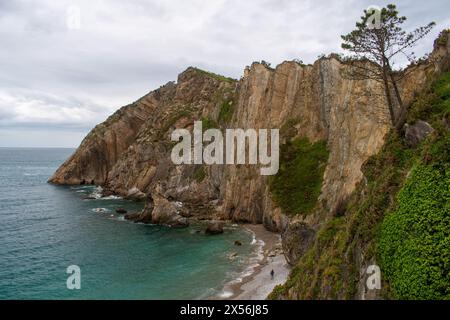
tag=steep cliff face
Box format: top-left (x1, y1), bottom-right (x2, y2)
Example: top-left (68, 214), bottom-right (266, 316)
top-left (49, 99), bottom-right (152, 185)
top-left (220, 58), bottom-right (391, 231)
top-left (49, 57), bottom-right (391, 227)
top-left (50, 32), bottom-right (449, 229)
top-left (50, 32), bottom-right (449, 297)
top-left (50, 67), bottom-right (239, 217)
top-left (269, 31), bottom-right (450, 300)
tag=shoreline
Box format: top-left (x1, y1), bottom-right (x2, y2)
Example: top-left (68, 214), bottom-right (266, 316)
top-left (69, 186), bottom-right (289, 300)
top-left (213, 224), bottom-right (290, 300)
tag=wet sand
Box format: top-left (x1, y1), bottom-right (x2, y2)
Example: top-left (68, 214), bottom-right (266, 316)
top-left (215, 224), bottom-right (291, 300)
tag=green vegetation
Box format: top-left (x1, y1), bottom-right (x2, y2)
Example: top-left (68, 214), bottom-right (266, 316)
top-left (201, 117), bottom-right (218, 131)
top-left (269, 138), bottom-right (329, 216)
top-left (407, 70), bottom-right (450, 124)
top-left (193, 166), bottom-right (207, 183)
top-left (218, 99), bottom-right (234, 123)
top-left (437, 29), bottom-right (450, 46)
top-left (190, 67), bottom-right (237, 83)
top-left (158, 105), bottom-right (195, 139)
top-left (341, 4), bottom-right (435, 130)
top-left (377, 70), bottom-right (450, 300)
top-left (270, 69), bottom-right (450, 300)
top-left (378, 164), bottom-right (450, 299)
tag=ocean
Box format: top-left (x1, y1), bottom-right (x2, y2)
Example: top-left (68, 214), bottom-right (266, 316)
top-left (0, 148), bottom-right (256, 299)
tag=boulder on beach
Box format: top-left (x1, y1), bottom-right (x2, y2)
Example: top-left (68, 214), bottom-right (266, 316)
top-left (234, 240), bottom-right (242, 246)
top-left (205, 221), bottom-right (224, 235)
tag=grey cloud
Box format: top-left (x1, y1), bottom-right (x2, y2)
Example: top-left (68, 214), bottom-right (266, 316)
top-left (0, 0), bottom-right (448, 147)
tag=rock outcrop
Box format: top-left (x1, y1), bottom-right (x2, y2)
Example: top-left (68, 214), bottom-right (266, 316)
top-left (50, 32), bottom-right (449, 229)
top-left (205, 221), bottom-right (224, 235)
top-left (49, 97), bottom-right (152, 185)
top-left (50, 58), bottom-right (392, 229)
top-left (125, 187), bottom-right (189, 228)
top-left (404, 120), bottom-right (435, 147)
top-left (50, 31), bottom-right (449, 298)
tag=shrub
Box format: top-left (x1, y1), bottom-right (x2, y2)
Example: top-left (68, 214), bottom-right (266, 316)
top-left (218, 100), bottom-right (233, 123)
top-left (190, 67), bottom-right (237, 83)
top-left (201, 117), bottom-right (218, 131)
top-left (269, 138), bottom-right (329, 216)
top-left (378, 164), bottom-right (450, 299)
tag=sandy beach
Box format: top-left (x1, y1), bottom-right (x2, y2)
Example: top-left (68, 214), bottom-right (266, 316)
top-left (214, 224), bottom-right (291, 300)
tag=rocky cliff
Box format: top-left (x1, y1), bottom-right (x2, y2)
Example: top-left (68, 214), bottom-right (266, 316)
top-left (50, 31), bottom-right (449, 298)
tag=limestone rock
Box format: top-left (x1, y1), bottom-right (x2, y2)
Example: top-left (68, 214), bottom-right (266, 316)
top-left (126, 187), bottom-right (146, 201)
top-left (125, 192), bottom-right (188, 228)
top-left (205, 221), bottom-right (224, 235)
top-left (404, 120), bottom-right (435, 147)
top-left (50, 32), bottom-right (449, 235)
top-left (151, 194), bottom-right (189, 228)
top-left (282, 221), bottom-right (316, 266)
top-left (47, 30), bottom-right (450, 300)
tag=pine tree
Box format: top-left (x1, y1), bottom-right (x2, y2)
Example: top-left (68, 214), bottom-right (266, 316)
top-left (341, 4), bottom-right (435, 130)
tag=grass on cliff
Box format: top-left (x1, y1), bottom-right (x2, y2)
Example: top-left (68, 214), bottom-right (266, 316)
top-left (201, 117), bottom-right (218, 131)
top-left (269, 138), bottom-right (328, 217)
top-left (377, 70), bottom-right (450, 300)
top-left (378, 163), bottom-right (450, 299)
top-left (218, 99), bottom-right (234, 123)
top-left (190, 67), bottom-right (237, 83)
top-left (270, 70), bottom-right (450, 300)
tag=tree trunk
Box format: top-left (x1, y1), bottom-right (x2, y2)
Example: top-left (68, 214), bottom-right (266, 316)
top-left (382, 69), bottom-right (396, 128)
top-left (390, 73), bottom-right (407, 130)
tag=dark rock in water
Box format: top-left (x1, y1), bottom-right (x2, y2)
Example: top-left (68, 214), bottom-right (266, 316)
top-left (404, 121), bottom-right (434, 148)
top-left (151, 192), bottom-right (189, 228)
top-left (102, 189), bottom-right (115, 197)
top-left (83, 195), bottom-right (96, 200)
top-left (170, 217), bottom-right (189, 228)
top-left (125, 212), bottom-right (152, 224)
top-left (234, 240), bottom-right (242, 246)
top-left (116, 208), bottom-right (127, 214)
top-left (125, 189), bottom-right (189, 228)
top-left (205, 221), bottom-right (224, 235)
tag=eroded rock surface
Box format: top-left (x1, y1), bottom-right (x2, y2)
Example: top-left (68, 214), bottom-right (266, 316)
top-left (50, 33), bottom-right (449, 268)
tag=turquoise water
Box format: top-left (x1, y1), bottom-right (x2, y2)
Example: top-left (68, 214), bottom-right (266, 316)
top-left (0, 148), bottom-right (254, 299)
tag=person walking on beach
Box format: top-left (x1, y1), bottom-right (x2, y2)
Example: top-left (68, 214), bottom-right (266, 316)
top-left (270, 269), bottom-right (274, 280)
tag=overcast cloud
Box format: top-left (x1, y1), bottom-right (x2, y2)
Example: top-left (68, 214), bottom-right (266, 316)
top-left (0, 0), bottom-right (448, 147)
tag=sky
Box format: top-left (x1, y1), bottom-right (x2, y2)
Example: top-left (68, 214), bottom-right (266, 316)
top-left (0, 0), bottom-right (448, 147)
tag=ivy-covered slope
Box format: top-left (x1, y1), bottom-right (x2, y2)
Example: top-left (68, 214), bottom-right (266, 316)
top-left (378, 71), bottom-right (450, 300)
top-left (270, 70), bottom-right (450, 300)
